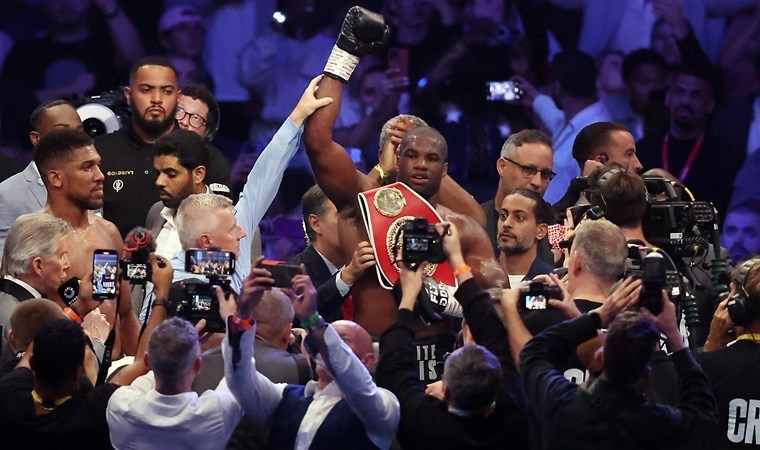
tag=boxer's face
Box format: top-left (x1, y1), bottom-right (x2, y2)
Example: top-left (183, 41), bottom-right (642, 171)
top-left (396, 134), bottom-right (448, 200)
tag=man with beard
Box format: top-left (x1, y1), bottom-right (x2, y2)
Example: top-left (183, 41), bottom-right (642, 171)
top-left (37, 129), bottom-right (141, 357)
top-left (145, 129), bottom-right (211, 259)
top-left (497, 189), bottom-right (554, 287)
top-left (0, 99), bottom-right (84, 258)
top-left (637, 66), bottom-right (742, 218)
top-left (305, 7), bottom-right (506, 382)
top-left (95, 56), bottom-right (230, 237)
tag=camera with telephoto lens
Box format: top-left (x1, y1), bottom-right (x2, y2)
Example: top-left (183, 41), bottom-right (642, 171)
top-left (168, 248), bottom-right (235, 333)
top-left (637, 252), bottom-right (668, 315)
top-left (519, 281), bottom-right (563, 311)
top-left (402, 217), bottom-right (446, 267)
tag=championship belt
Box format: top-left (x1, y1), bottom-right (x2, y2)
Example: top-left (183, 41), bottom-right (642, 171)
top-left (358, 182), bottom-right (457, 291)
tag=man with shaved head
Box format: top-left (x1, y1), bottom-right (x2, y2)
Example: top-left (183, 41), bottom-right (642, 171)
top-left (224, 260), bottom-right (399, 449)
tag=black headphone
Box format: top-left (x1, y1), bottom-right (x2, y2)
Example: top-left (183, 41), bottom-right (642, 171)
top-left (727, 257), bottom-right (760, 326)
top-left (204, 101), bottom-right (221, 142)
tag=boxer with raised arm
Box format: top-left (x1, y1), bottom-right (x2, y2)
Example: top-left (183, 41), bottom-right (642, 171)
top-left (304, 6), bottom-right (506, 382)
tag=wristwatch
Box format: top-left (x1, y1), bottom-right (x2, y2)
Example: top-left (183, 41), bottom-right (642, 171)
top-left (587, 309), bottom-right (603, 330)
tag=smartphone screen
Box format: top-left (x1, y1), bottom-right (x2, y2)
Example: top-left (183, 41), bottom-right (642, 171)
top-left (185, 249), bottom-right (235, 276)
top-left (486, 81), bottom-right (522, 101)
top-left (93, 249), bottom-right (118, 300)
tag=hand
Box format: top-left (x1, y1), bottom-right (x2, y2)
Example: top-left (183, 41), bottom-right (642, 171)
top-left (378, 115), bottom-right (415, 172)
top-left (425, 380), bottom-right (446, 401)
top-left (640, 291), bottom-right (683, 351)
top-left (236, 256), bottom-right (274, 319)
top-left (341, 241), bottom-right (375, 285)
top-left (511, 75), bottom-right (539, 106)
top-left (582, 159), bottom-right (604, 177)
top-left (397, 255), bottom-right (427, 310)
top-left (703, 298), bottom-right (734, 351)
top-left (290, 75), bottom-right (335, 126)
top-left (535, 273), bottom-right (581, 319)
top-left (82, 307), bottom-right (111, 342)
top-left (287, 265), bottom-right (318, 321)
top-left (336, 6), bottom-right (390, 58)
top-left (596, 277), bottom-right (642, 326)
top-left (434, 222), bottom-right (464, 267)
top-left (500, 288), bottom-right (520, 312)
top-left (150, 253), bottom-right (174, 297)
top-left (215, 287), bottom-right (237, 322)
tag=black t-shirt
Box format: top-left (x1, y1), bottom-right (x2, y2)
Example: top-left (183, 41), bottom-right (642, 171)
top-left (0, 368), bottom-right (118, 449)
top-left (696, 340), bottom-right (760, 449)
top-left (522, 299), bottom-right (600, 385)
top-left (96, 127), bottom-right (232, 238)
top-left (636, 133), bottom-right (744, 219)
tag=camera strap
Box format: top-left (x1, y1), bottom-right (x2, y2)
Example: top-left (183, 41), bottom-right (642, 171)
top-left (358, 182), bottom-right (457, 290)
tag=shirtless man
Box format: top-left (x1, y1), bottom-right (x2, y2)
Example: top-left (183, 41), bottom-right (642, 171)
top-left (304, 7), bottom-right (505, 381)
top-left (35, 129), bottom-right (139, 356)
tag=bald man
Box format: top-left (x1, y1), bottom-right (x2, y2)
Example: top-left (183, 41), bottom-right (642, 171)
top-left (224, 262), bottom-right (400, 449)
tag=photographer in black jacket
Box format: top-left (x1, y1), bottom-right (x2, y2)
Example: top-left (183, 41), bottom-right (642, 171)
top-left (376, 221), bottom-right (529, 449)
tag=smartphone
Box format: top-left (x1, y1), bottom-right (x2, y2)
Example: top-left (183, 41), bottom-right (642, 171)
top-left (185, 249), bottom-right (235, 277)
top-left (387, 47), bottom-right (409, 79)
top-left (260, 260), bottom-right (301, 288)
top-left (552, 267), bottom-right (568, 278)
top-left (93, 249), bottom-right (118, 300)
top-left (486, 81), bottom-right (523, 102)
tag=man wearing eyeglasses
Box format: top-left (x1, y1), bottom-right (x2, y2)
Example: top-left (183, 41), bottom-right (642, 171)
top-left (480, 130), bottom-right (556, 261)
top-left (95, 56), bottom-right (231, 238)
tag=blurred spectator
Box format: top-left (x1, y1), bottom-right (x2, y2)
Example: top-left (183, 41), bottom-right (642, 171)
top-left (716, 4), bottom-right (760, 99)
top-left (550, 0), bottom-right (753, 61)
top-left (710, 54), bottom-right (760, 158)
top-left (637, 66), bottom-right (742, 217)
top-left (261, 215), bottom-right (306, 262)
top-left (157, 6), bottom-right (213, 89)
top-left (0, 0), bottom-right (143, 147)
top-left (1, 298), bottom-right (64, 376)
top-left (333, 65), bottom-right (408, 167)
top-left (648, 1), bottom-right (712, 69)
top-left (518, 50), bottom-right (612, 204)
top-left (0, 100), bottom-right (83, 258)
top-left (605, 49), bottom-right (668, 140)
top-left (202, 0), bottom-right (275, 155)
top-left (596, 51), bottom-right (626, 100)
top-left (418, 0), bottom-right (549, 178)
top-left (168, 55), bottom-right (203, 87)
top-left (721, 200), bottom-right (760, 265)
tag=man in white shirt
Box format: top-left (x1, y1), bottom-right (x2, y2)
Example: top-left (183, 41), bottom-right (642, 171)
top-left (224, 262), bottom-right (400, 449)
top-left (516, 50), bottom-right (612, 204)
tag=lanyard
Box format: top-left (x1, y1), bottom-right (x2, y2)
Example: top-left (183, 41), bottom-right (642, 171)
top-left (661, 133), bottom-right (704, 182)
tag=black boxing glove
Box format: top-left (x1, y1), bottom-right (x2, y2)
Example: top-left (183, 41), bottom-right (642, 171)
top-left (324, 6), bottom-right (389, 82)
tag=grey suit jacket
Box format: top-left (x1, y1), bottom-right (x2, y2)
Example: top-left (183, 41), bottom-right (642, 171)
top-left (0, 162), bottom-right (47, 259)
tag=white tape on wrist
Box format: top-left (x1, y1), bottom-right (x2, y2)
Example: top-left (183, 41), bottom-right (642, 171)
top-left (324, 45), bottom-right (359, 82)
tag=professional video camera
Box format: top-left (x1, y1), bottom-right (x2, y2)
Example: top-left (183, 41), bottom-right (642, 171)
top-left (641, 176), bottom-right (717, 258)
top-left (167, 248), bottom-right (236, 333)
top-left (402, 217), bottom-right (446, 267)
top-left (72, 89), bottom-right (128, 137)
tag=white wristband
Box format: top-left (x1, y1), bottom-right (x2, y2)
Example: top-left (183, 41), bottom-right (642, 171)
top-left (324, 45), bottom-right (359, 82)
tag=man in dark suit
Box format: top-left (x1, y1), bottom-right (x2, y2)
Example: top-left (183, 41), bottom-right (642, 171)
top-left (289, 185), bottom-right (375, 322)
top-left (0, 100), bottom-right (83, 259)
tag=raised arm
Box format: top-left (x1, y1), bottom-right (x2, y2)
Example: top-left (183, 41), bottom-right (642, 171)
top-left (304, 6), bottom-right (390, 210)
